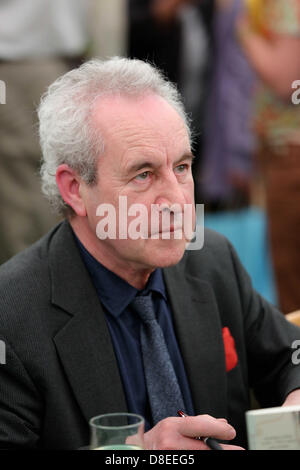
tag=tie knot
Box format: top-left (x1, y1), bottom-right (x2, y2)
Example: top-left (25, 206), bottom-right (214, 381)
top-left (131, 293), bottom-right (156, 323)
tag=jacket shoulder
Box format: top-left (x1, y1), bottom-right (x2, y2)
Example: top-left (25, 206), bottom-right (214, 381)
top-left (0, 224), bottom-right (61, 327)
top-left (183, 227), bottom-right (234, 273)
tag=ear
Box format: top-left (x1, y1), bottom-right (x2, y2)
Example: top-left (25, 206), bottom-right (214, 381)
top-left (56, 164), bottom-right (87, 217)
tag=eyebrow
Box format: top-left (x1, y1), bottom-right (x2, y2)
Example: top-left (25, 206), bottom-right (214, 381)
top-left (126, 152), bottom-right (195, 174)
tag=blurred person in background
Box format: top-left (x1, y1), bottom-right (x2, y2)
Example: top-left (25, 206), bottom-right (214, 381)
top-left (237, 0), bottom-right (300, 313)
top-left (0, 0), bottom-right (90, 264)
top-left (128, 0), bottom-right (215, 201)
top-left (128, 0), bottom-right (183, 84)
top-left (198, 0), bottom-right (257, 211)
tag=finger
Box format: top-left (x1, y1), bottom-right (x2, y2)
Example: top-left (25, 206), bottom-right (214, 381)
top-left (152, 435), bottom-right (209, 451)
top-left (151, 435), bottom-right (244, 451)
top-left (220, 444), bottom-right (245, 450)
top-left (177, 415), bottom-right (236, 441)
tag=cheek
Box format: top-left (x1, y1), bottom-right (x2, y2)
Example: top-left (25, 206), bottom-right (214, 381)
top-left (88, 181), bottom-right (119, 214)
top-left (81, 188), bottom-right (98, 221)
top-left (117, 193), bottom-right (152, 218)
top-left (182, 185), bottom-right (196, 239)
top-left (182, 181), bottom-right (195, 207)
top-left (84, 184), bottom-right (117, 234)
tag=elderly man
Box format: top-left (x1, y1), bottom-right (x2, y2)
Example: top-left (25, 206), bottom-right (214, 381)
top-left (0, 57), bottom-right (300, 450)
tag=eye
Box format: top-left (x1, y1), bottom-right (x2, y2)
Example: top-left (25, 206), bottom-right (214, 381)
top-left (135, 171), bottom-right (151, 181)
top-left (175, 163), bottom-right (189, 174)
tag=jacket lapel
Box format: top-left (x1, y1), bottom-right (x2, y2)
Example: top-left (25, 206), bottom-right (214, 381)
top-left (49, 222), bottom-right (127, 424)
top-left (163, 261), bottom-right (228, 419)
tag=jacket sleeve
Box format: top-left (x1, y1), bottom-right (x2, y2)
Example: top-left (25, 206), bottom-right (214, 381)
top-left (0, 336), bottom-right (42, 448)
top-left (227, 239), bottom-right (300, 407)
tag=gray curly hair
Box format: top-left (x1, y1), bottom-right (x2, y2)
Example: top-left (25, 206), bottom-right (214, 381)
top-left (38, 57), bottom-right (192, 215)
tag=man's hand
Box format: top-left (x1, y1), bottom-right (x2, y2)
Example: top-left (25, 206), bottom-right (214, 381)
top-left (144, 415), bottom-right (244, 450)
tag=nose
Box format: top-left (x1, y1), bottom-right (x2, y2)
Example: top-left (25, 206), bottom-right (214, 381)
top-left (154, 172), bottom-right (187, 211)
top-left (150, 170), bottom-right (195, 238)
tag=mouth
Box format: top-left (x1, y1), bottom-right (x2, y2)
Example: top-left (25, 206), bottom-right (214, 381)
top-left (151, 225), bottom-right (184, 237)
top-left (159, 225), bottom-right (181, 233)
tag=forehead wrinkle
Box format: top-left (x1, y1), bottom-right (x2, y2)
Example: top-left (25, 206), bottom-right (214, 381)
top-left (114, 124), bottom-right (190, 176)
top-left (93, 95), bottom-right (191, 174)
top-left (110, 116), bottom-right (164, 142)
top-left (103, 120), bottom-right (162, 162)
top-left (98, 102), bottom-right (187, 146)
top-left (111, 119), bottom-right (188, 154)
top-left (105, 117), bottom-right (168, 163)
top-left (94, 94), bottom-right (189, 143)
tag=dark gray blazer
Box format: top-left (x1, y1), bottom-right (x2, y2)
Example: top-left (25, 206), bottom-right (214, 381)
top-left (0, 221), bottom-right (299, 449)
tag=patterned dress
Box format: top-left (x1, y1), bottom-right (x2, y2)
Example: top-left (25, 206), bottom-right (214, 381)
top-left (250, 0), bottom-right (300, 148)
top-left (248, 0), bottom-right (300, 313)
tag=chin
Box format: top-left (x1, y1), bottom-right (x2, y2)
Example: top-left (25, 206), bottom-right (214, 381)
top-left (144, 240), bottom-right (187, 268)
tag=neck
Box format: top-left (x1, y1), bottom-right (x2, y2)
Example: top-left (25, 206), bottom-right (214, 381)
top-left (70, 217), bottom-right (154, 290)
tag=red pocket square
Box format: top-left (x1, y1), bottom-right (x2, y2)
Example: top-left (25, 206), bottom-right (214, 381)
top-left (222, 327), bottom-right (238, 372)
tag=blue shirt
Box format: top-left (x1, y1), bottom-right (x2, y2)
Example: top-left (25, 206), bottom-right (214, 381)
top-left (76, 238), bottom-right (195, 430)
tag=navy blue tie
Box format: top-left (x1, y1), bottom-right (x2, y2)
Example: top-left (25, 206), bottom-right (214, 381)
top-left (131, 292), bottom-right (186, 425)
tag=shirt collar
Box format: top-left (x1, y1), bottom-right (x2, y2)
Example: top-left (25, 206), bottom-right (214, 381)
top-left (75, 235), bottom-right (167, 317)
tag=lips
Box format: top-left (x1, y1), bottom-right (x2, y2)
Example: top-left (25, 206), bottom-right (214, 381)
top-left (158, 224), bottom-right (183, 234)
top-left (150, 223), bottom-right (184, 237)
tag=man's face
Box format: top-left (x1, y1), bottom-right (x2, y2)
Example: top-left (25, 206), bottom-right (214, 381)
top-left (80, 93), bottom-right (195, 273)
